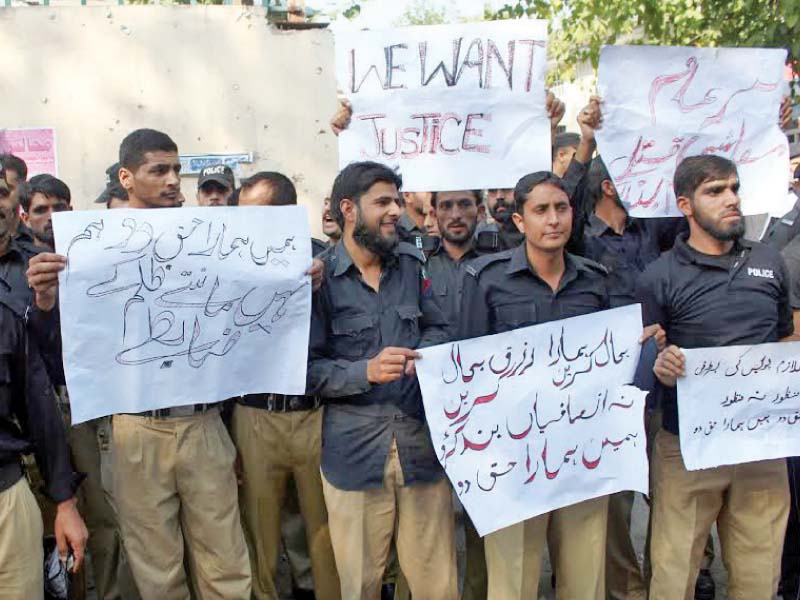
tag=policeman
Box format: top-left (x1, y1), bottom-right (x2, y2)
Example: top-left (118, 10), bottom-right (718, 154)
top-left (637, 155), bottom-right (794, 599)
top-left (232, 170), bottom-right (341, 600)
top-left (0, 162), bottom-right (39, 315)
top-left (308, 161), bottom-right (457, 599)
top-left (196, 163), bottom-right (235, 207)
top-left (0, 276), bottom-right (88, 596)
top-left (93, 163), bottom-right (130, 209)
top-left (426, 189), bottom-right (487, 599)
top-left (0, 153), bottom-right (35, 244)
top-left (322, 196), bottom-right (342, 245)
top-left (460, 171), bottom-right (612, 600)
top-left (17, 175), bottom-right (141, 600)
top-left (26, 129), bottom-right (254, 599)
top-left (779, 227), bottom-right (800, 600)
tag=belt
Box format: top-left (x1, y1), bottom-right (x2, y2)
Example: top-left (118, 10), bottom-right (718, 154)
top-left (238, 393), bottom-right (320, 412)
top-left (129, 403), bottom-right (218, 419)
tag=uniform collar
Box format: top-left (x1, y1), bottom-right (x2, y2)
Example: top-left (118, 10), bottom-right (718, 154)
top-left (430, 239), bottom-right (477, 261)
top-left (331, 239), bottom-right (399, 277)
top-left (505, 244), bottom-right (581, 283)
top-left (673, 232), bottom-right (753, 268)
top-left (586, 212), bottom-right (638, 237)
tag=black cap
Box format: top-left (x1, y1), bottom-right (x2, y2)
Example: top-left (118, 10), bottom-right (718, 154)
top-left (105, 163), bottom-right (121, 187)
top-left (198, 164), bottom-right (235, 190)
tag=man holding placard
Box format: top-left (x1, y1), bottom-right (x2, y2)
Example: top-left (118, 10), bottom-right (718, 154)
top-left (637, 155), bottom-right (795, 599)
top-left (307, 161), bottom-right (456, 599)
top-left (460, 171), bottom-right (612, 599)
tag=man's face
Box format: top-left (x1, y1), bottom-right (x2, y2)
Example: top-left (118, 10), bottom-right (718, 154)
top-left (22, 193), bottom-right (71, 248)
top-left (435, 191), bottom-right (479, 245)
top-left (512, 183), bottom-right (572, 253)
top-left (347, 181), bottom-right (402, 257)
top-left (0, 188), bottom-right (13, 245)
top-left (402, 191), bottom-right (431, 219)
top-left (423, 194), bottom-right (439, 237)
top-left (108, 196), bottom-right (129, 209)
top-left (0, 184), bottom-right (19, 234)
top-left (553, 146), bottom-right (578, 177)
top-left (121, 151), bottom-right (182, 209)
top-left (683, 174), bottom-right (744, 241)
top-left (197, 181), bottom-right (231, 207)
top-left (239, 180), bottom-right (277, 206)
top-left (322, 197), bottom-right (341, 240)
top-left (486, 188), bottom-right (514, 224)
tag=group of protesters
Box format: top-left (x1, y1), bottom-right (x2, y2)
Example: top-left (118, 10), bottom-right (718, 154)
top-left (1, 83), bottom-right (799, 600)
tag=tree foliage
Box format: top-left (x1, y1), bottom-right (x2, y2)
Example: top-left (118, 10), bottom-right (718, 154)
top-left (486, 0), bottom-right (800, 83)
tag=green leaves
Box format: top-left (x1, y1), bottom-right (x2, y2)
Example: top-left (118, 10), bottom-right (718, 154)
top-left (487, 0), bottom-right (799, 83)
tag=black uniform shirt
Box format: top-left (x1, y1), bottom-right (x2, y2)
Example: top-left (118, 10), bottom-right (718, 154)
top-left (636, 233), bottom-right (794, 434)
top-left (307, 241), bottom-right (448, 490)
top-left (460, 244), bottom-right (610, 340)
top-left (425, 242), bottom-right (479, 338)
top-left (0, 293), bottom-right (80, 502)
top-left (0, 237), bottom-right (39, 315)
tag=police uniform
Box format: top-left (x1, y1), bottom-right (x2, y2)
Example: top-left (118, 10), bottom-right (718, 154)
top-left (0, 292), bottom-right (81, 599)
top-left (424, 240), bottom-right (487, 600)
top-left (307, 241), bottom-right (457, 600)
top-left (460, 245), bottom-right (611, 600)
top-left (777, 232), bottom-right (800, 599)
top-left (637, 233), bottom-right (793, 600)
top-left (231, 238), bottom-right (340, 600)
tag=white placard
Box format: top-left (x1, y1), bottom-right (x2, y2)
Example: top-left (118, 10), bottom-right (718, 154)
top-left (416, 305), bottom-right (648, 536)
top-left (678, 342), bottom-right (800, 470)
top-left (53, 207), bottom-right (312, 424)
top-left (335, 20), bottom-right (550, 191)
top-left (597, 45), bottom-right (789, 218)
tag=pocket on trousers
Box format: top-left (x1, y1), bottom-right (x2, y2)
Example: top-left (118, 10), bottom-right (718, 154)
top-left (112, 417), bottom-right (143, 466)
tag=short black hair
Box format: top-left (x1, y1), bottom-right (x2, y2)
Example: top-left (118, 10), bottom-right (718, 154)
top-left (0, 154), bottom-right (28, 181)
top-left (330, 161), bottom-right (402, 229)
top-left (18, 174), bottom-right (71, 212)
top-left (585, 157), bottom-right (614, 209)
top-left (553, 132), bottom-right (581, 155)
top-left (431, 190), bottom-right (483, 207)
top-left (119, 129), bottom-right (178, 171)
top-left (674, 155), bottom-right (738, 200)
top-left (240, 171), bottom-right (297, 206)
top-left (513, 171), bottom-right (568, 213)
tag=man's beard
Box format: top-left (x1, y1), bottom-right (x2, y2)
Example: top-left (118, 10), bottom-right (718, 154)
top-left (353, 211), bottom-right (397, 257)
top-left (490, 197), bottom-right (513, 224)
top-left (441, 219), bottom-right (477, 245)
top-left (36, 225), bottom-right (55, 248)
top-left (694, 206), bottom-right (745, 242)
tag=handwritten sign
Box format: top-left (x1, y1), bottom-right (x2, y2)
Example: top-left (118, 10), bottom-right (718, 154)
top-left (678, 342), bottom-right (800, 470)
top-left (334, 20), bottom-right (550, 192)
top-left (416, 305), bottom-right (648, 536)
top-left (53, 207), bottom-right (312, 424)
top-left (596, 46), bottom-right (789, 218)
top-left (0, 127), bottom-right (58, 176)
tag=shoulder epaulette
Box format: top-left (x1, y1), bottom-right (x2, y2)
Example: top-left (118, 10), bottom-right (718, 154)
top-left (570, 253), bottom-right (609, 276)
top-left (465, 249), bottom-right (513, 277)
top-left (397, 241), bottom-right (426, 263)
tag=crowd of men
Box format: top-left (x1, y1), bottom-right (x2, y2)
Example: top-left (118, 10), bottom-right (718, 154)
top-left (0, 89), bottom-right (799, 600)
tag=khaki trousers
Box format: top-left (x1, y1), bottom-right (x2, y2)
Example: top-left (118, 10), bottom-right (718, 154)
top-left (0, 477), bottom-right (44, 600)
top-left (605, 491), bottom-right (645, 600)
top-left (485, 495), bottom-right (608, 600)
top-left (649, 430), bottom-right (789, 600)
top-left (462, 512), bottom-right (487, 600)
top-left (69, 417), bottom-right (140, 600)
top-left (112, 410), bottom-right (251, 600)
top-left (232, 405), bottom-right (340, 600)
top-left (322, 440), bottom-right (457, 600)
